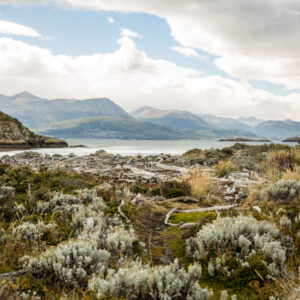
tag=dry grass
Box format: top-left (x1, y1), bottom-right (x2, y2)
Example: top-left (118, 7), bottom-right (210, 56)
top-left (214, 160), bottom-right (235, 178)
top-left (181, 148), bottom-right (205, 158)
top-left (266, 149), bottom-right (300, 172)
top-left (276, 268), bottom-right (300, 300)
top-left (183, 166), bottom-right (215, 199)
top-left (282, 166), bottom-right (300, 181)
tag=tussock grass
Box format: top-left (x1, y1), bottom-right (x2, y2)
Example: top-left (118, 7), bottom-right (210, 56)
top-left (214, 160), bottom-right (235, 178)
top-left (184, 166), bottom-right (215, 199)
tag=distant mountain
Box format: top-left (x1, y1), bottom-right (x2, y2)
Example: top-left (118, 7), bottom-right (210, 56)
top-left (0, 111), bottom-right (67, 148)
top-left (34, 116), bottom-right (201, 140)
top-left (238, 116), bottom-right (264, 127)
top-left (199, 114), bottom-right (253, 131)
top-left (1, 92), bottom-right (298, 140)
top-left (130, 106), bottom-right (209, 131)
top-left (0, 92), bottom-right (130, 127)
top-left (34, 115), bottom-right (258, 140)
top-left (253, 120), bottom-right (300, 140)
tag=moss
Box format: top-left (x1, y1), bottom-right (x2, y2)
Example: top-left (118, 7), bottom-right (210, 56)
top-left (169, 212), bottom-right (217, 224)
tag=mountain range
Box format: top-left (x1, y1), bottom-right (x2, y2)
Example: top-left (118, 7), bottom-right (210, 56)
top-left (0, 92), bottom-right (299, 140)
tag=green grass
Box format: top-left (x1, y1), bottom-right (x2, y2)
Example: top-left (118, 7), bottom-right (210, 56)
top-left (169, 212), bottom-right (217, 224)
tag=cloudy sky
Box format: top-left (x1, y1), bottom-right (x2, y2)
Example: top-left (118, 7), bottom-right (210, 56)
top-left (0, 0), bottom-right (300, 120)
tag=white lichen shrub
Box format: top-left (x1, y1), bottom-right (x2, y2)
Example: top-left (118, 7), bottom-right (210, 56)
top-left (186, 216), bottom-right (288, 277)
top-left (13, 221), bottom-right (56, 241)
top-left (25, 238), bottom-right (110, 287)
top-left (104, 227), bottom-right (138, 257)
top-left (0, 184), bottom-right (15, 199)
top-left (263, 179), bottom-right (300, 203)
top-left (279, 216), bottom-right (292, 229)
top-left (78, 189), bottom-right (106, 210)
top-left (88, 260), bottom-right (213, 300)
top-left (220, 290), bottom-right (228, 300)
top-left (36, 192), bottom-right (82, 213)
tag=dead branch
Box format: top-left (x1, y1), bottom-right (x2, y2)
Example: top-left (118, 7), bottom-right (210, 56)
top-left (164, 207), bottom-right (179, 226)
top-left (0, 269), bottom-right (29, 278)
top-left (178, 204), bottom-right (237, 213)
top-left (118, 199), bottom-right (130, 223)
top-left (160, 196), bottom-right (199, 204)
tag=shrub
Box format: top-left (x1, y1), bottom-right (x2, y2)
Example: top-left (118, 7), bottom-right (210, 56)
top-left (104, 227), bottom-right (139, 258)
top-left (36, 192), bottom-right (82, 213)
top-left (25, 238), bottom-right (110, 288)
top-left (263, 180), bottom-right (300, 203)
top-left (160, 180), bottom-right (190, 198)
top-left (186, 216), bottom-right (288, 278)
top-left (13, 221), bottom-right (56, 241)
top-left (88, 260), bottom-right (213, 300)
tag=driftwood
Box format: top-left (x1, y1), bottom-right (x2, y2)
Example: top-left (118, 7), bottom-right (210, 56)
top-left (164, 207), bottom-right (178, 226)
top-left (164, 204), bottom-right (237, 228)
top-left (0, 268), bottom-right (29, 278)
top-left (178, 204), bottom-right (236, 213)
top-left (118, 200), bottom-right (130, 223)
top-left (160, 196), bottom-right (199, 204)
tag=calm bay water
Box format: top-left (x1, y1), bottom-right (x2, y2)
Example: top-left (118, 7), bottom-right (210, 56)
top-left (0, 138), bottom-right (293, 157)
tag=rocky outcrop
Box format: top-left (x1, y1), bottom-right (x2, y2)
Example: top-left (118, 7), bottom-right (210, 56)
top-left (0, 111), bottom-right (68, 149)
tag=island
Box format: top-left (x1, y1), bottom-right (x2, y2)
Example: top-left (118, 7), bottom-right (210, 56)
top-left (219, 137), bottom-right (271, 142)
top-left (282, 137), bottom-right (300, 143)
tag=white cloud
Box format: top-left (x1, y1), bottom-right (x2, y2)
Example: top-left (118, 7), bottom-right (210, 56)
top-left (40, 0), bottom-right (300, 91)
top-left (171, 46), bottom-right (201, 58)
top-left (0, 33), bottom-right (299, 121)
top-left (0, 19), bottom-right (42, 37)
top-left (107, 16), bottom-right (115, 24)
top-left (0, 0), bottom-right (41, 4)
top-left (120, 28), bottom-right (141, 39)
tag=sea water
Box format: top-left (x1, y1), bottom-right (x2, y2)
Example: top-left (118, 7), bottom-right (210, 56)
top-left (0, 138), bottom-right (294, 157)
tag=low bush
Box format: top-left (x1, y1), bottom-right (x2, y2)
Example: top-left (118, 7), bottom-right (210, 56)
top-left (24, 238), bottom-right (110, 288)
top-left (186, 216), bottom-right (288, 279)
top-left (263, 180), bottom-right (300, 203)
top-left (88, 260), bottom-right (213, 300)
top-left (159, 180), bottom-right (190, 198)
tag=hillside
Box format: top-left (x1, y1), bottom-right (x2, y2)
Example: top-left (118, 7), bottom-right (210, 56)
top-left (130, 106), bottom-right (209, 130)
top-left (35, 115), bottom-right (259, 140)
top-left (0, 111), bottom-right (67, 148)
top-left (254, 120), bottom-right (300, 139)
top-left (0, 92), bottom-right (130, 127)
top-left (34, 116), bottom-right (200, 140)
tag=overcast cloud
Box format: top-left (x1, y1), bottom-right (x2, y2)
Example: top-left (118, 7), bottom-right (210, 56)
top-left (0, 0), bottom-right (299, 120)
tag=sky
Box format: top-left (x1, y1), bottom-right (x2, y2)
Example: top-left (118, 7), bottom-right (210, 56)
top-left (0, 0), bottom-right (299, 121)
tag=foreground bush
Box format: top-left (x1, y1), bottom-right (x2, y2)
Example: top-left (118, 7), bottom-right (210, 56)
top-left (263, 179), bottom-right (300, 203)
top-left (24, 239), bottom-right (110, 288)
top-left (88, 260), bottom-right (213, 300)
top-left (186, 216), bottom-right (288, 279)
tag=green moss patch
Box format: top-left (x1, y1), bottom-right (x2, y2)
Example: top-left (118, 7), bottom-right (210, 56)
top-left (169, 211), bottom-right (217, 224)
